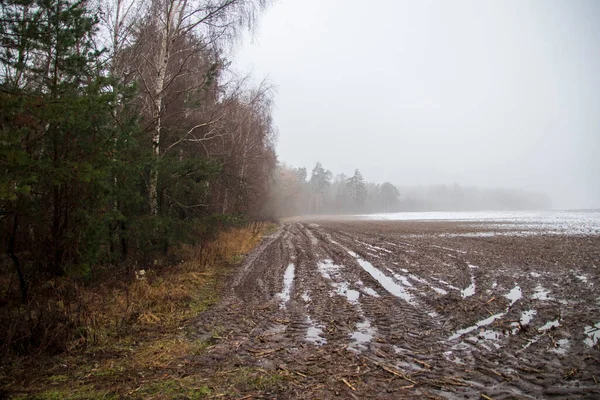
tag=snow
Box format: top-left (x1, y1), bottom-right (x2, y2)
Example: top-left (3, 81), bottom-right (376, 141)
top-left (461, 282), bottom-right (476, 298)
top-left (584, 322), bottom-right (600, 347)
top-left (538, 320), bottom-right (560, 332)
top-left (358, 210), bottom-right (600, 236)
top-left (505, 285), bottom-right (522, 306)
top-left (520, 310), bottom-right (537, 325)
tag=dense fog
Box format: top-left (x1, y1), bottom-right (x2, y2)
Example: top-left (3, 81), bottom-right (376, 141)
top-left (235, 0), bottom-right (600, 212)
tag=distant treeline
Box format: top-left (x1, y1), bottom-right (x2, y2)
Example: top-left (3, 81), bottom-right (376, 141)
top-left (269, 163), bottom-right (551, 217)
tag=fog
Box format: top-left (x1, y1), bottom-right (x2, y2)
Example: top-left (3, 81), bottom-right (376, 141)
top-left (233, 0), bottom-right (600, 210)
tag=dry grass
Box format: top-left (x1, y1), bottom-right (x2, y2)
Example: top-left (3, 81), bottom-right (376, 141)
top-left (0, 222), bottom-right (278, 399)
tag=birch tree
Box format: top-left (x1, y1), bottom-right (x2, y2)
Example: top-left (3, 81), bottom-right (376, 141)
top-left (130, 0), bottom-right (267, 214)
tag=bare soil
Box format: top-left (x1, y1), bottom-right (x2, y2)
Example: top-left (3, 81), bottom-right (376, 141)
top-left (192, 219), bottom-right (600, 399)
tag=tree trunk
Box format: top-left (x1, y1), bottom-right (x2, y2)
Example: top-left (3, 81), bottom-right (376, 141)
top-left (149, 22), bottom-right (170, 215)
top-left (7, 213), bottom-right (27, 303)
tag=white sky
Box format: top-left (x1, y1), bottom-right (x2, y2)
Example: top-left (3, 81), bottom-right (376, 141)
top-left (232, 0), bottom-right (600, 209)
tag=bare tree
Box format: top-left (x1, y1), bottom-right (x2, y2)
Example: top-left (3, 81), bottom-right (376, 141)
top-left (128, 0), bottom-right (267, 214)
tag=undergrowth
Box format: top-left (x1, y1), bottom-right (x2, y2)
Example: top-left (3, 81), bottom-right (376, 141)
top-left (0, 222), bottom-right (277, 399)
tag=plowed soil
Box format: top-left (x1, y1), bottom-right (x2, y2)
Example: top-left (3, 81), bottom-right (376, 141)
top-left (193, 219), bottom-right (600, 399)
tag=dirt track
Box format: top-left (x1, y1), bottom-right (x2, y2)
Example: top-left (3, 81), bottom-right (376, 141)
top-left (194, 219), bottom-right (600, 399)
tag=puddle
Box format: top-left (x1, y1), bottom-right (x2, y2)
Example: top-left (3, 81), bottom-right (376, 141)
top-left (399, 272), bottom-right (448, 295)
top-left (348, 251), bottom-right (415, 304)
top-left (584, 322), bottom-right (600, 347)
top-left (305, 316), bottom-right (326, 346)
top-left (350, 319), bottom-right (376, 348)
top-left (361, 286), bottom-right (380, 297)
top-left (538, 319), bottom-right (560, 332)
top-left (433, 278), bottom-right (460, 291)
top-left (449, 313), bottom-right (505, 340)
top-left (276, 263), bottom-right (295, 308)
top-left (505, 285), bottom-right (522, 306)
top-left (318, 259), bottom-right (360, 304)
top-left (387, 269), bottom-right (413, 287)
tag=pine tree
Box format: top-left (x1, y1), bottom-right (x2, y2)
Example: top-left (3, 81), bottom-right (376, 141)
top-left (0, 0), bottom-right (135, 284)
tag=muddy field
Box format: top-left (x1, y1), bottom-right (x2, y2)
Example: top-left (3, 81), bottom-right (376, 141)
top-left (194, 217), bottom-right (600, 399)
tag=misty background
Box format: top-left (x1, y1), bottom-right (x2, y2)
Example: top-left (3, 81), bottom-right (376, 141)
top-left (232, 0), bottom-right (600, 210)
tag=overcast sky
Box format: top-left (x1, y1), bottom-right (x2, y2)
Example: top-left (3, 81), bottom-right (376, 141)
top-left (232, 0), bottom-right (600, 209)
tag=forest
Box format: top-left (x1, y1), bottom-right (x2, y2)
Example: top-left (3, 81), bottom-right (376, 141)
top-left (0, 0), bottom-right (277, 361)
top-left (0, 0), bottom-right (275, 300)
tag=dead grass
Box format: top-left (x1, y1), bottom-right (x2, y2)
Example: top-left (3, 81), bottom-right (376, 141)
top-left (0, 222), bottom-right (278, 399)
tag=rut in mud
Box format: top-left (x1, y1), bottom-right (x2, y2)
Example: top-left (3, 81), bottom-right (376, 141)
top-left (194, 220), bottom-right (600, 399)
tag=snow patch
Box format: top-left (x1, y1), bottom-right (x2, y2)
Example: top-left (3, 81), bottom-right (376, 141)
top-left (505, 285), bottom-right (522, 306)
top-left (584, 322), bottom-right (600, 347)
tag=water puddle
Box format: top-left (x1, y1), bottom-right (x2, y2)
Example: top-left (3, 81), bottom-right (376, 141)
top-left (350, 319), bottom-right (376, 349)
top-left (360, 286), bottom-right (380, 297)
top-left (461, 266), bottom-right (477, 298)
top-left (584, 322), bottom-right (600, 347)
top-left (305, 316), bottom-right (326, 346)
top-left (348, 251), bottom-right (415, 304)
top-left (433, 278), bottom-right (460, 291)
top-left (505, 285), bottom-right (522, 306)
top-left (449, 313), bottom-right (505, 340)
top-left (317, 259), bottom-right (360, 304)
top-left (386, 269), bottom-right (413, 287)
top-left (276, 263), bottom-right (295, 308)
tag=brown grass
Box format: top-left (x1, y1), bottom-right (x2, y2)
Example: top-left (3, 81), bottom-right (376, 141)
top-left (0, 222), bottom-right (277, 399)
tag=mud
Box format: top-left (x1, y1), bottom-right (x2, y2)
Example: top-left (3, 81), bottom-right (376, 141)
top-left (193, 219), bottom-right (600, 399)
